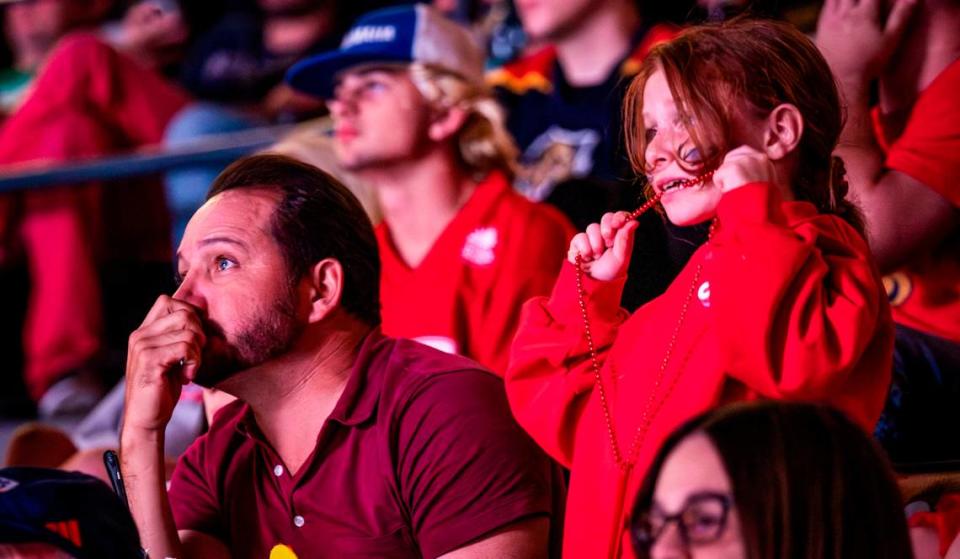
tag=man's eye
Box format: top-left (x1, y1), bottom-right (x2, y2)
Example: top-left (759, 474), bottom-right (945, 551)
top-left (174, 271), bottom-right (185, 286)
top-left (216, 257), bottom-right (236, 272)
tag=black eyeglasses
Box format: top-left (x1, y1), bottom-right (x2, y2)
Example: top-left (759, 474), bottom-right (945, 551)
top-left (632, 491), bottom-right (733, 551)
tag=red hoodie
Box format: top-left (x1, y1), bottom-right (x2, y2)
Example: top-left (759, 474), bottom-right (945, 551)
top-left (506, 182), bottom-right (894, 558)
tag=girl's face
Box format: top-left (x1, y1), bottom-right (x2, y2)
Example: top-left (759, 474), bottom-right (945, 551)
top-left (638, 433), bottom-right (746, 559)
top-left (641, 69), bottom-right (724, 226)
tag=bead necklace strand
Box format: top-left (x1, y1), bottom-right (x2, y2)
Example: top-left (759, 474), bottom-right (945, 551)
top-left (574, 170), bottom-right (716, 470)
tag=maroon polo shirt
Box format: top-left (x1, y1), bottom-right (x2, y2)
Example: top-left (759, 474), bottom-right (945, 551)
top-left (168, 329), bottom-right (562, 558)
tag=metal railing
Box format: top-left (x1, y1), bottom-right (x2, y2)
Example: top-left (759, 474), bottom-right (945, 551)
top-left (0, 124), bottom-right (296, 193)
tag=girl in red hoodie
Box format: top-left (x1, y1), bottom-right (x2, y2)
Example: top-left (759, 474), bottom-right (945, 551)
top-left (506, 19), bottom-right (894, 559)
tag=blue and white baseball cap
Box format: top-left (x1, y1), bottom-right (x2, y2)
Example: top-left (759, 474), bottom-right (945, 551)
top-left (286, 4), bottom-right (485, 99)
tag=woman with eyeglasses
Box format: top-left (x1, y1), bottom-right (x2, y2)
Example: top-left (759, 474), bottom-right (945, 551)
top-left (631, 401), bottom-right (913, 559)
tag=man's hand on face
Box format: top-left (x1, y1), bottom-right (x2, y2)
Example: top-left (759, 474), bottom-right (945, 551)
top-left (123, 295), bottom-right (207, 434)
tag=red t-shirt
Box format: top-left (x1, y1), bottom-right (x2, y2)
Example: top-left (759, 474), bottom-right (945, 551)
top-left (879, 57), bottom-right (960, 343)
top-left (169, 330), bottom-right (563, 558)
top-left (506, 182), bottom-right (894, 558)
top-left (377, 171), bottom-right (575, 376)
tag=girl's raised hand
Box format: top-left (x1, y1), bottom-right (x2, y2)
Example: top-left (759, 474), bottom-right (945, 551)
top-left (567, 211), bottom-right (640, 281)
top-left (712, 145), bottom-right (777, 193)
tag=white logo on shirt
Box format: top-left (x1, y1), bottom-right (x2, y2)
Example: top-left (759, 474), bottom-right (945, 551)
top-left (414, 336), bottom-right (459, 355)
top-left (462, 227), bottom-right (498, 266)
top-left (697, 281), bottom-right (711, 308)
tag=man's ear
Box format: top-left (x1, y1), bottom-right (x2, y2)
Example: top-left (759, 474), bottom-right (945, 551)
top-left (427, 104), bottom-right (468, 143)
top-left (305, 258), bottom-right (344, 323)
top-left (763, 103), bottom-right (803, 161)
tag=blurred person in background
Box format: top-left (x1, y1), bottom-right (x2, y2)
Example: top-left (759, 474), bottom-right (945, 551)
top-left (162, 0), bottom-right (401, 247)
top-left (489, 0), bottom-right (697, 311)
top-left (816, 0), bottom-right (960, 464)
top-left (0, 1), bottom-right (191, 418)
top-left (630, 402), bottom-right (914, 559)
top-left (287, 4), bottom-right (575, 375)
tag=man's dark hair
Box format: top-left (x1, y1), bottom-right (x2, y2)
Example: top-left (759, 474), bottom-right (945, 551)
top-left (207, 154), bottom-right (381, 326)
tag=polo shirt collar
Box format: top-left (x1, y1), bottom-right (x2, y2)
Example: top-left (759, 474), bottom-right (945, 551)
top-left (327, 327), bottom-right (388, 426)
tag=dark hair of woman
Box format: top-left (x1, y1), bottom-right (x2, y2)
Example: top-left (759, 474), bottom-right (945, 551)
top-left (631, 401), bottom-right (913, 559)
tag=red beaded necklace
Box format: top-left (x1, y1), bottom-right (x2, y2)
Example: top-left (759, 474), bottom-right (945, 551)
top-left (573, 171), bottom-right (716, 470)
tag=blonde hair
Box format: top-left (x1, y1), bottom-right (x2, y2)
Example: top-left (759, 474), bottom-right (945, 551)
top-left (409, 63), bottom-right (519, 178)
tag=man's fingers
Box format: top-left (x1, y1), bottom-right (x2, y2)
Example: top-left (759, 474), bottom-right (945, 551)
top-left (131, 338), bottom-right (201, 383)
top-left (180, 361), bottom-right (200, 384)
top-left (140, 328), bottom-right (205, 353)
top-left (139, 294), bottom-right (197, 328)
top-left (134, 308), bottom-right (206, 345)
top-left (131, 329), bottom-right (204, 377)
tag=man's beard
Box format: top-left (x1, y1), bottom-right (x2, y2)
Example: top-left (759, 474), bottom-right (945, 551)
top-left (193, 287), bottom-right (303, 388)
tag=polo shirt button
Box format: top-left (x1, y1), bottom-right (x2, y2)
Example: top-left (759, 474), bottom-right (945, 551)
top-left (293, 515), bottom-right (305, 528)
top-left (273, 464), bottom-right (284, 477)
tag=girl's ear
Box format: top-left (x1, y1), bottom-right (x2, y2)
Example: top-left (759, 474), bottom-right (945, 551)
top-left (763, 103), bottom-right (803, 161)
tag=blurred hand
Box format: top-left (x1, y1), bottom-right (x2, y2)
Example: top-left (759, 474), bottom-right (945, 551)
top-left (815, 0), bottom-right (918, 83)
top-left (712, 145), bottom-right (777, 193)
top-left (123, 295), bottom-right (206, 433)
top-left (567, 211), bottom-right (639, 281)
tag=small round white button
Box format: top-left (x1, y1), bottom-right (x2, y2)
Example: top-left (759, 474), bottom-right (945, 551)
top-left (273, 465), bottom-right (284, 477)
top-left (293, 515), bottom-right (305, 528)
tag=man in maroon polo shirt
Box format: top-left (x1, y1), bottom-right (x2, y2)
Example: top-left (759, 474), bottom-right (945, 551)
top-left (119, 154), bottom-right (562, 559)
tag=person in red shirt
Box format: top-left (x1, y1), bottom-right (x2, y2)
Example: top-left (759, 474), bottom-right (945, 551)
top-left (816, 0), bottom-right (960, 463)
top-left (120, 154), bottom-right (561, 559)
top-left (285, 5), bottom-right (574, 376)
top-left (506, 19), bottom-right (894, 558)
top-left (0, 32), bottom-right (190, 415)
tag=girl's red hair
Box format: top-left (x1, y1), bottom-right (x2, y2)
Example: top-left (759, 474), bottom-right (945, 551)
top-left (623, 18), bottom-right (863, 234)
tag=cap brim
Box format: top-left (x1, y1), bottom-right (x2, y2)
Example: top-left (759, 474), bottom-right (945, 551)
top-left (286, 50), bottom-right (411, 99)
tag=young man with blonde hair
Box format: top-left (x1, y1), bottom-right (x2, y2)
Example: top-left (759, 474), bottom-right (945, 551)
top-left (288, 5), bottom-right (575, 375)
